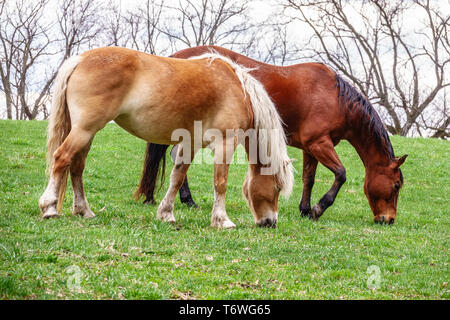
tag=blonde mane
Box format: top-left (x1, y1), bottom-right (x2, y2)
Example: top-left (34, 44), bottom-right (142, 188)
top-left (189, 52), bottom-right (294, 197)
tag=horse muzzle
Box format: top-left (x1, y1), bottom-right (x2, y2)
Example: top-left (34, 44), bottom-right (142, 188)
top-left (374, 214), bottom-right (395, 225)
top-left (256, 218), bottom-right (277, 228)
top-left (256, 212), bottom-right (278, 228)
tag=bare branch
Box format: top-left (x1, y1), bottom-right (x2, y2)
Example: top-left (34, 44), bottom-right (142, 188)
top-left (284, 0), bottom-right (450, 137)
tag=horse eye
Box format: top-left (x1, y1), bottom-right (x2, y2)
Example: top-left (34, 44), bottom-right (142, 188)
top-left (394, 183), bottom-right (400, 191)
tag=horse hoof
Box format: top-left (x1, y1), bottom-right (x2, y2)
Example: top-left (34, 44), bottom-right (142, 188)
top-left (211, 218), bottom-right (236, 229)
top-left (82, 210), bottom-right (96, 219)
top-left (157, 210), bottom-right (176, 224)
top-left (158, 214), bottom-right (176, 224)
top-left (312, 204), bottom-right (322, 221)
top-left (143, 198), bottom-right (156, 205)
top-left (73, 207), bottom-right (96, 218)
top-left (157, 201), bottom-right (176, 223)
top-left (42, 208), bottom-right (59, 219)
top-left (222, 220), bottom-right (236, 229)
top-left (300, 209), bottom-right (313, 219)
top-left (186, 201), bottom-right (199, 209)
top-left (181, 198), bottom-right (198, 208)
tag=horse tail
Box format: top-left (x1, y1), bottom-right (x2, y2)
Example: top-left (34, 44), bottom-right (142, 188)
top-left (189, 52), bottom-right (294, 197)
top-left (46, 55), bottom-right (82, 212)
top-left (134, 143), bottom-right (169, 202)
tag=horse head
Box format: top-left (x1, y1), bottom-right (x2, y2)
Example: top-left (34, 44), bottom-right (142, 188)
top-left (364, 154), bottom-right (407, 224)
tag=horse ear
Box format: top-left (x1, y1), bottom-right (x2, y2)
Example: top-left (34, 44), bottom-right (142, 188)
top-left (396, 154), bottom-right (408, 167)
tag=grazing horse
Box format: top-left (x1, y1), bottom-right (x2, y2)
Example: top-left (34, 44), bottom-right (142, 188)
top-left (137, 46), bottom-right (408, 224)
top-left (39, 47), bottom-right (294, 228)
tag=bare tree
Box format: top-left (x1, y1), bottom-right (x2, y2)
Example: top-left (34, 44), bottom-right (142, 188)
top-left (127, 0), bottom-right (166, 54)
top-left (0, 0), bottom-right (14, 119)
top-left (58, 0), bottom-right (103, 59)
top-left (103, 1), bottom-right (130, 48)
top-left (159, 0), bottom-right (253, 51)
top-left (285, 0), bottom-right (449, 137)
top-left (241, 18), bottom-right (302, 66)
top-left (137, 0), bottom-right (166, 54)
top-left (420, 90), bottom-right (449, 139)
top-left (0, 0), bottom-right (55, 120)
top-left (103, 0), bottom-right (167, 55)
top-left (0, 0), bottom-right (102, 120)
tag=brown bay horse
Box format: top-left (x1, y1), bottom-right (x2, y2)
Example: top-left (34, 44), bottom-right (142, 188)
top-left (137, 45), bottom-right (407, 224)
top-left (39, 47), bottom-right (294, 228)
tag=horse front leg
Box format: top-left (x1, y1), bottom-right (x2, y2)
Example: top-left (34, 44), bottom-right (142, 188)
top-left (299, 150), bottom-right (318, 218)
top-left (307, 137), bottom-right (346, 221)
top-left (210, 138), bottom-right (236, 229)
top-left (210, 162), bottom-right (235, 229)
top-left (170, 145), bottom-right (198, 208)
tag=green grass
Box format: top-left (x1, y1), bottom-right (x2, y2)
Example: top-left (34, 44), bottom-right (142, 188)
top-left (0, 119), bottom-right (448, 300)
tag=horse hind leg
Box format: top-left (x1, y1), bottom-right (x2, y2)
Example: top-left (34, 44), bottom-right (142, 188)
top-left (299, 151), bottom-right (318, 218)
top-left (39, 175), bottom-right (63, 219)
top-left (157, 145), bottom-right (195, 224)
top-left (170, 145), bottom-right (198, 208)
top-left (39, 128), bottom-right (96, 218)
top-left (70, 139), bottom-right (95, 218)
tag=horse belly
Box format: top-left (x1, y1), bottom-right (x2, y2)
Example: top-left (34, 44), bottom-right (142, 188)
top-left (114, 85), bottom-right (201, 144)
top-left (113, 105), bottom-right (186, 145)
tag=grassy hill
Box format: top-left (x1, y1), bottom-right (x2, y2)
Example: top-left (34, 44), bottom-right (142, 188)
top-left (0, 120), bottom-right (448, 299)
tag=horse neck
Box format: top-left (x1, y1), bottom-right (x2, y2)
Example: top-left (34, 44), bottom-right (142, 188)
top-left (347, 133), bottom-right (393, 173)
top-left (336, 74), bottom-right (395, 174)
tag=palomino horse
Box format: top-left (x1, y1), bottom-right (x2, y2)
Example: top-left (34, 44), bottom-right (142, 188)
top-left (137, 46), bottom-right (408, 224)
top-left (39, 47), bottom-right (294, 228)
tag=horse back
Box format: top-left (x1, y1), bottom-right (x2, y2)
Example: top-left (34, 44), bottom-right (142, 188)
top-left (67, 47), bottom-right (252, 144)
top-left (255, 63), bottom-right (342, 147)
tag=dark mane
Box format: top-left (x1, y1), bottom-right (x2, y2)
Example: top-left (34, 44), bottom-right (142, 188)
top-left (335, 74), bottom-right (395, 159)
